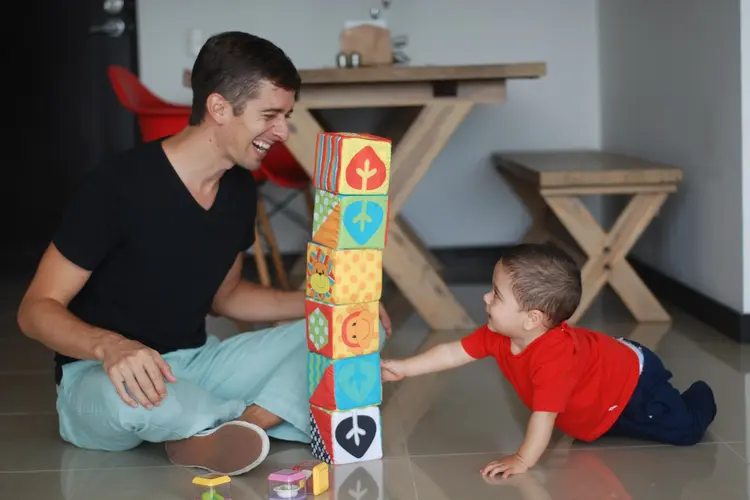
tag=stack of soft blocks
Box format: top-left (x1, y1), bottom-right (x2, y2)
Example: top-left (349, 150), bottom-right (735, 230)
top-left (306, 131), bottom-right (391, 465)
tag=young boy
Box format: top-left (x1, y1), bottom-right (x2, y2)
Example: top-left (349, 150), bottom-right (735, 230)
top-left (381, 243), bottom-right (717, 479)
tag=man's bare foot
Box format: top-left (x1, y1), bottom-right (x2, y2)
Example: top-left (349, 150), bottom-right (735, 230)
top-left (166, 421), bottom-right (269, 476)
top-left (240, 404), bottom-right (283, 430)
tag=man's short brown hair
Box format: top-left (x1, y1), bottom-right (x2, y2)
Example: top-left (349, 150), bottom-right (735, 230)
top-left (499, 243), bottom-right (582, 327)
top-left (189, 31), bottom-right (301, 126)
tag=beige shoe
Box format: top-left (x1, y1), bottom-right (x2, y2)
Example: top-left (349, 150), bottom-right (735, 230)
top-left (166, 420), bottom-right (270, 476)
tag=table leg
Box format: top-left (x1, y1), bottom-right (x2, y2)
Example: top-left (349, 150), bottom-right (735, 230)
top-left (544, 192), bottom-right (671, 323)
top-left (385, 101), bottom-right (477, 329)
top-left (499, 172), bottom-right (585, 264)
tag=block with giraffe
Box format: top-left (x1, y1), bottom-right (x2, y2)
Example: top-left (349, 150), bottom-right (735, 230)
top-left (305, 242), bottom-right (383, 305)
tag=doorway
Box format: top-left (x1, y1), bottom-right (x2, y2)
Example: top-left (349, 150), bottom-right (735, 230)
top-left (4, 0), bottom-right (140, 269)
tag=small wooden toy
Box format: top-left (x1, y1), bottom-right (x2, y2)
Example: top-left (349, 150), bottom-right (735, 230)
top-left (312, 189), bottom-right (390, 249)
top-left (308, 351), bottom-right (382, 411)
top-left (306, 298), bottom-right (380, 359)
top-left (192, 473), bottom-right (231, 500)
top-left (305, 243), bottom-right (383, 305)
top-left (313, 132), bottom-right (391, 196)
top-left (292, 460), bottom-right (330, 495)
top-left (310, 404), bottom-right (383, 464)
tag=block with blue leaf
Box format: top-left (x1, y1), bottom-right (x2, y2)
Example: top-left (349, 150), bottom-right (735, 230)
top-left (308, 351), bottom-right (382, 411)
top-left (312, 189), bottom-right (390, 250)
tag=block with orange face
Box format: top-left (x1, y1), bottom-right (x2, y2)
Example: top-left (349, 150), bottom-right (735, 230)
top-left (306, 299), bottom-right (380, 359)
top-left (305, 243), bottom-right (383, 305)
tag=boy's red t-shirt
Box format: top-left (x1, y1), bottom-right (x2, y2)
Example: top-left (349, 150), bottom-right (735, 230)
top-left (461, 323), bottom-right (640, 442)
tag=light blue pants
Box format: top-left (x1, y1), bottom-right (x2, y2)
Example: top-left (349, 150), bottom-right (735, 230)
top-left (56, 319), bottom-right (386, 452)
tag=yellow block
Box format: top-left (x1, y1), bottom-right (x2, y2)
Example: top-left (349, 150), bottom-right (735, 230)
top-left (305, 242), bottom-right (383, 305)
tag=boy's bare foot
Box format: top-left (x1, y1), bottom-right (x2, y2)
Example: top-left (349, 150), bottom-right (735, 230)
top-left (166, 420), bottom-right (269, 476)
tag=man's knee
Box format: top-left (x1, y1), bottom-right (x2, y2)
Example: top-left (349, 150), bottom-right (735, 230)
top-left (67, 369), bottom-right (180, 422)
top-left (61, 369), bottom-right (189, 441)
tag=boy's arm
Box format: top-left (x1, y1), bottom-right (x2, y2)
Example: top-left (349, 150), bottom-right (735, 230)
top-left (383, 340), bottom-right (475, 379)
top-left (517, 411), bottom-right (557, 466)
top-left (482, 411), bottom-right (557, 478)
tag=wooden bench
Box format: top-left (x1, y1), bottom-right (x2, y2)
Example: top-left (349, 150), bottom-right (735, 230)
top-left (492, 150), bottom-right (683, 324)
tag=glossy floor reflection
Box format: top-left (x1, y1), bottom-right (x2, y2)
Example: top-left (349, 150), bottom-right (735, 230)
top-left (0, 281), bottom-right (747, 499)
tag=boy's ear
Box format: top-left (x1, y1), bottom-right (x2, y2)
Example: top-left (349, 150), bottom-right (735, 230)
top-left (525, 309), bottom-right (547, 330)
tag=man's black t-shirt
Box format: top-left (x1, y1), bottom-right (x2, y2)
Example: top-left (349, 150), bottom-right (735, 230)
top-left (52, 140), bottom-right (257, 383)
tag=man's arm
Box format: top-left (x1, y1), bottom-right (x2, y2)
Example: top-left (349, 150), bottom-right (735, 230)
top-left (17, 243), bottom-right (175, 408)
top-left (17, 243), bottom-right (123, 360)
top-left (211, 253), bottom-right (305, 323)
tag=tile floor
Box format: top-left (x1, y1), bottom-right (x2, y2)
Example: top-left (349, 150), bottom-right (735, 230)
top-left (0, 276), bottom-right (747, 499)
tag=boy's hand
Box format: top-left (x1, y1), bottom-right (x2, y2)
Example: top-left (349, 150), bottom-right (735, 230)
top-left (480, 454), bottom-right (529, 479)
top-left (379, 302), bottom-right (393, 338)
top-left (380, 359), bottom-right (405, 382)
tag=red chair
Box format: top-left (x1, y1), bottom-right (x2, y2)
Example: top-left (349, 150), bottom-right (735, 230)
top-left (107, 65), bottom-right (191, 141)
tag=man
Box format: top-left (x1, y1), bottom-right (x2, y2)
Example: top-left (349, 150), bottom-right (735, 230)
top-left (16, 31), bottom-right (391, 476)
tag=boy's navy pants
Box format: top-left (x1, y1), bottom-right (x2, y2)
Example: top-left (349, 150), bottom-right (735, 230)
top-left (605, 339), bottom-right (716, 446)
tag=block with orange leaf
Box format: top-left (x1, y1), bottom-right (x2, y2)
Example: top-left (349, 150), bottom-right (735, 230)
top-left (305, 242), bottom-right (382, 305)
top-left (313, 132), bottom-right (391, 196)
top-left (306, 298), bottom-right (380, 359)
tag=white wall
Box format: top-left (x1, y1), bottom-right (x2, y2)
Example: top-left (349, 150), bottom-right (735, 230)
top-left (743, 0), bottom-right (750, 313)
top-left (136, 0), bottom-right (601, 252)
top-left (599, 0), bottom-right (744, 311)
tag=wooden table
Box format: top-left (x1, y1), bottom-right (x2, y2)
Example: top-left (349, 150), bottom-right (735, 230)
top-left (493, 151), bottom-right (682, 324)
top-left (284, 63), bottom-right (545, 330)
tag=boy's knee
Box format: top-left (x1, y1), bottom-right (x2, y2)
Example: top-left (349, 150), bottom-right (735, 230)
top-left (669, 418), bottom-right (708, 446)
top-left (675, 429), bottom-right (704, 446)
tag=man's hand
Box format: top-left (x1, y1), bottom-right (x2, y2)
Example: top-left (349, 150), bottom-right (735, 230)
top-left (380, 359), bottom-right (406, 382)
top-left (95, 337), bottom-right (177, 409)
top-left (481, 454), bottom-right (530, 479)
top-left (379, 302), bottom-right (392, 338)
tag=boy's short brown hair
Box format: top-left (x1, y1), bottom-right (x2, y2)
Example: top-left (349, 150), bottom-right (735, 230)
top-left (499, 243), bottom-right (582, 327)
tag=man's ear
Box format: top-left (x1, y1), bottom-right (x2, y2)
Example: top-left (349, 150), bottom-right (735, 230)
top-left (205, 93), bottom-right (231, 124)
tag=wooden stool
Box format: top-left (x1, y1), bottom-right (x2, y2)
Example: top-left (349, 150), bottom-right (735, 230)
top-left (492, 151), bottom-right (683, 324)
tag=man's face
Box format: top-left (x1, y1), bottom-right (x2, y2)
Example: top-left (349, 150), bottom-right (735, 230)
top-left (221, 80), bottom-right (296, 171)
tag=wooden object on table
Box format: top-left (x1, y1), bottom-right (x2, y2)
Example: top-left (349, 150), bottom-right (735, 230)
top-left (282, 63), bottom-right (545, 331)
top-left (339, 24), bottom-right (393, 66)
top-left (492, 150), bottom-right (683, 324)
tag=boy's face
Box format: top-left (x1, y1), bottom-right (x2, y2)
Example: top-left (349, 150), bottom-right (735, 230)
top-left (483, 262), bottom-right (532, 336)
